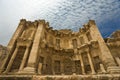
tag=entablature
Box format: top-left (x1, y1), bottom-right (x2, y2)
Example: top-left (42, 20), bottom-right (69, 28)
top-left (17, 38), bottom-right (33, 47)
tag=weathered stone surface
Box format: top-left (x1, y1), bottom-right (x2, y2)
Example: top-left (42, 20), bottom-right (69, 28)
top-left (0, 19), bottom-right (120, 80)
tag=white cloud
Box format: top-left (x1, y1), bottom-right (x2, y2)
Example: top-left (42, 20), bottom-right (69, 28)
top-left (0, 0), bottom-right (120, 45)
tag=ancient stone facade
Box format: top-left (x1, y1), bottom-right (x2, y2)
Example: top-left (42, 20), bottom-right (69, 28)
top-left (0, 19), bottom-right (120, 80)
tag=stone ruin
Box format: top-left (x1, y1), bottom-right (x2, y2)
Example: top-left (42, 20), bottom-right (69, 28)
top-left (0, 19), bottom-right (120, 80)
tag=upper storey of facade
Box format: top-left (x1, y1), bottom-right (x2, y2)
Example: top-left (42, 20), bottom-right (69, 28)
top-left (15, 19), bottom-right (102, 51)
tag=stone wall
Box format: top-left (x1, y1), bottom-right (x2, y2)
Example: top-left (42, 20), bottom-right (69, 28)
top-left (0, 45), bottom-right (8, 72)
top-left (0, 19), bottom-right (120, 77)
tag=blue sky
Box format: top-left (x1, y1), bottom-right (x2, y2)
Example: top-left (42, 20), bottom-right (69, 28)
top-left (0, 0), bottom-right (120, 45)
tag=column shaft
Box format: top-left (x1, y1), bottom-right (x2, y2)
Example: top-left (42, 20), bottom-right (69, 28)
top-left (100, 63), bottom-right (106, 73)
top-left (52, 60), bottom-right (55, 75)
top-left (79, 54), bottom-right (85, 74)
top-left (38, 63), bottom-right (42, 74)
top-left (5, 47), bottom-right (19, 73)
top-left (19, 47), bottom-right (29, 71)
top-left (61, 61), bottom-right (64, 75)
top-left (87, 52), bottom-right (96, 74)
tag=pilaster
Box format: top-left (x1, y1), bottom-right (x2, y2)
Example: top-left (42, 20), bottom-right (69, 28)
top-left (23, 20), bottom-right (45, 74)
top-left (88, 20), bottom-right (120, 73)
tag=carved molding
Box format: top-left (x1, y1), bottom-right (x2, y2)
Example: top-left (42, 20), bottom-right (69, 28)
top-left (17, 38), bottom-right (32, 47)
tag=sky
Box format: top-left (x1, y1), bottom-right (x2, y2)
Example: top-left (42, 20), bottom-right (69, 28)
top-left (0, 0), bottom-right (120, 46)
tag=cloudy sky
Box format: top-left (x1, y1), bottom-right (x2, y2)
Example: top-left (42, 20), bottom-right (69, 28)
top-left (0, 0), bottom-right (120, 45)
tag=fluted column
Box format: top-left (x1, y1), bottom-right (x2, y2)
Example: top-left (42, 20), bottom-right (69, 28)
top-left (79, 53), bottom-right (85, 74)
top-left (18, 46), bottom-right (29, 72)
top-left (87, 52), bottom-right (96, 74)
top-left (4, 46), bottom-right (19, 73)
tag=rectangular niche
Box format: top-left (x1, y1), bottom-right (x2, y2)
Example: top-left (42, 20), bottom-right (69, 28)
top-left (93, 56), bottom-right (101, 72)
top-left (74, 60), bottom-right (82, 74)
top-left (72, 39), bottom-right (77, 48)
top-left (82, 53), bottom-right (91, 73)
top-left (10, 46), bottom-right (26, 72)
top-left (54, 60), bottom-right (61, 74)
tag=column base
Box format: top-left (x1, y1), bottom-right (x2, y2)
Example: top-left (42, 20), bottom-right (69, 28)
top-left (61, 73), bottom-right (65, 75)
top-left (107, 66), bottom-right (120, 74)
top-left (82, 73), bottom-right (86, 75)
top-left (72, 73), bottom-right (76, 75)
top-left (91, 72), bottom-right (96, 75)
top-left (18, 67), bottom-right (36, 74)
top-left (3, 70), bottom-right (9, 74)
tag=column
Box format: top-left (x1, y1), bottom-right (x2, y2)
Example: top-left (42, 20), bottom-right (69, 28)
top-left (0, 53), bottom-right (9, 73)
top-left (87, 52), bottom-right (96, 74)
top-left (29, 30), bottom-right (35, 40)
top-left (4, 46), bottom-right (19, 73)
top-left (79, 53), bottom-right (85, 74)
top-left (88, 20), bottom-right (119, 73)
top-left (100, 64), bottom-right (106, 73)
top-left (21, 31), bottom-right (25, 38)
top-left (61, 61), bottom-right (64, 75)
top-left (18, 46), bottom-right (29, 72)
top-left (7, 19), bottom-right (25, 52)
top-left (1, 20), bottom-right (26, 74)
top-left (24, 20), bottom-right (44, 73)
top-left (52, 60), bottom-right (55, 75)
top-left (72, 61), bottom-right (76, 75)
top-left (38, 63), bottom-right (42, 74)
top-left (115, 57), bottom-right (120, 66)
